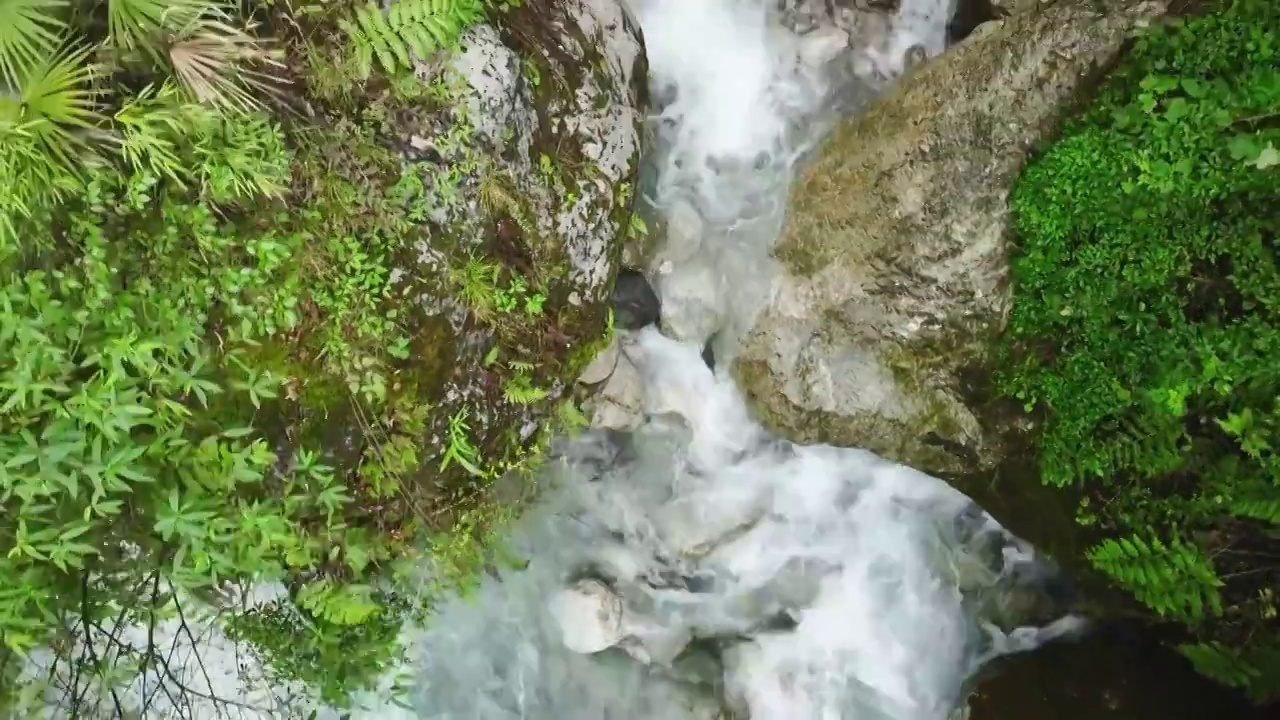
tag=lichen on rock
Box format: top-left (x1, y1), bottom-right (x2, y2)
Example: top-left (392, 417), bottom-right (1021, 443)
top-left (732, 0), bottom-right (1168, 474)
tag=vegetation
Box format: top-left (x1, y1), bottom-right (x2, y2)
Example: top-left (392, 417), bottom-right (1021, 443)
top-left (1003, 0), bottom-right (1279, 701)
top-left (0, 0), bottom-right (619, 714)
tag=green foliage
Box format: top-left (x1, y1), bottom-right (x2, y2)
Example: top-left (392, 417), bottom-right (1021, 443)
top-left (340, 0), bottom-right (485, 79)
top-left (1177, 639), bottom-right (1280, 702)
top-left (225, 589), bottom-right (412, 707)
top-left (1003, 0), bottom-right (1280, 699)
top-left (0, 0), bottom-right (541, 712)
top-left (1086, 534), bottom-right (1223, 622)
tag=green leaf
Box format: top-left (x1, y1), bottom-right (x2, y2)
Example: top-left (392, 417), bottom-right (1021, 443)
top-left (0, 0), bottom-right (67, 87)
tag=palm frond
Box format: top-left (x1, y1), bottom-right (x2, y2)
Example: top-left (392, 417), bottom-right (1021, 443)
top-left (107, 0), bottom-right (202, 56)
top-left (112, 81), bottom-right (191, 185)
top-left (0, 41), bottom-right (105, 174)
top-left (0, 0), bottom-right (67, 86)
top-left (0, 120), bottom-right (81, 255)
top-left (168, 15), bottom-right (284, 112)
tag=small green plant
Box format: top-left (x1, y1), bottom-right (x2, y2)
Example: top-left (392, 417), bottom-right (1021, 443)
top-left (440, 407), bottom-right (486, 478)
top-left (503, 372), bottom-right (549, 405)
top-left (225, 589), bottom-right (411, 707)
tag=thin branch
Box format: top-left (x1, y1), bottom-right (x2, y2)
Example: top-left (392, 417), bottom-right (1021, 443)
top-left (80, 571), bottom-right (127, 718)
top-left (171, 592), bottom-right (222, 715)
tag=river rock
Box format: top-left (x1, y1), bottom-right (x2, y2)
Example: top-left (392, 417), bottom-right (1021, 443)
top-left (588, 350), bottom-right (646, 430)
top-left (733, 0), bottom-right (1167, 474)
top-left (275, 0), bottom-right (649, 493)
top-left (578, 336), bottom-right (621, 385)
top-left (549, 579), bottom-right (627, 653)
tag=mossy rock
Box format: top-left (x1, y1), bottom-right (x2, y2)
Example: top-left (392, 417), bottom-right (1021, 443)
top-left (248, 0), bottom-right (648, 568)
top-left (732, 0), bottom-right (1168, 475)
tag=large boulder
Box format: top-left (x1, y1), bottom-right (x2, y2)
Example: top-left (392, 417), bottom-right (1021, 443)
top-left (732, 0), bottom-right (1167, 474)
top-left (276, 0), bottom-right (649, 499)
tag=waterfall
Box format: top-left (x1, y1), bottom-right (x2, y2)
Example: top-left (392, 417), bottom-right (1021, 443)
top-left (403, 2), bottom-right (1081, 718)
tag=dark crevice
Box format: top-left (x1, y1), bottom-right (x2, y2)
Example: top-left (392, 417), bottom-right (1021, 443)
top-left (947, 0), bottom-right (998, 45)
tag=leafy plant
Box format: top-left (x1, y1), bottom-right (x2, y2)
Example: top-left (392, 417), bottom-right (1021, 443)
top-left (340, 0), bottom-right (485, 79)
top-left (1003, 0), bottom-right (1280, 699)
top-left (0, 0), bottom-right (583, 711)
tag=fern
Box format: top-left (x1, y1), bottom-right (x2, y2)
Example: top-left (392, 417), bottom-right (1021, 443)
top-left (1179, 641), bottom-right (1261, 691)
top-left (340, 0), bottom-right (485, 79)
top-left (1087, 533), bottom-right (1224, 622)
top-left (296, 578), bottom-right (381, 625)
top-left (503, 372), bottom-right (548, 405)
top-left (1230, 494), bottom-right (1280, 524)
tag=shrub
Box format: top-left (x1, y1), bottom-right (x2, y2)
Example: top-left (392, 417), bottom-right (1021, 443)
top-left (1003, 0), bottom-right (1280, 701)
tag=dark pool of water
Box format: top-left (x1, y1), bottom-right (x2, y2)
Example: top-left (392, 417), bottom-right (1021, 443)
top-left (971, 626), bottom-right (1275, 720)
top-left (951, 453), bottom-right (1277, 720)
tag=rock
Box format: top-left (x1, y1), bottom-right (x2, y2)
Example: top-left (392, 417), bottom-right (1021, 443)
top-left (733, 0), bottom-right (1167, 474)
top-left (611, 268), bottom-right (662, 330)
top-left (292, 0), bottom-right (649, 496)
top-left (654, 261), bottom-right (723, 344)
top-left (549, 578), bottom-right (695, 663)
top-left (589, 351), bottom-right (646, 431)
top-left (797, 25), bottom-right (851, 68)
top-left (990, 0), bottom-right (1044, 16)
top-left (549, 579), bottom-right (626, 654)
top-left (578, 337), bottom-right (621, 385)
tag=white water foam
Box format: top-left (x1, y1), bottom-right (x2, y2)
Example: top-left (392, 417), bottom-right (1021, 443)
top-left (408, 327), bottom-right (1080, 720)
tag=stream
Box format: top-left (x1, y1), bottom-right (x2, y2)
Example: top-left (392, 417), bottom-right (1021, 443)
top-left (400, 1), bottom-right (1081, 718)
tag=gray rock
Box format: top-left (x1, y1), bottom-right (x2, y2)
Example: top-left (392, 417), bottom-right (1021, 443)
top-left (733, 0), bottom-right (1167, 474)
top-left (589, 350), bottom-right (646, 431)
top-left (990, 0), bottom-right (1045, 16)
top-left (578, 337), bottom-right (621, 385)
top-left (443, 0), bottom-right (646, 303)
top-left (549, 579), bottom-right (626, 654)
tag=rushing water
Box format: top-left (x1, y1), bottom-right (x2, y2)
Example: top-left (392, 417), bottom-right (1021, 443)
top-left (408, 327), bottom-right (1082, 720)
top-left (404, 1), bottom-right (1083, 719)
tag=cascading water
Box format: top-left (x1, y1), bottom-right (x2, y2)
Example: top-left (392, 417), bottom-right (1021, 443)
top-left (403, 1), bottom-right (1083, 718)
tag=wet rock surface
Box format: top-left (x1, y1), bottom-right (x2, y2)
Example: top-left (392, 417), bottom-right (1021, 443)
top-left (611, 268), bottom-right (663, 330)
top-left (733, 0), bottom-right (1169, 475)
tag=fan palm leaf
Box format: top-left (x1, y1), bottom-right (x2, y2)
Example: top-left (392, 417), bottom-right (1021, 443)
top-left (107, 0), bottom-right (203, 56)
top-left (0, 0), bottom-right (68, 87)
top-left (168, 14), bottom-right (284, 112)
top-left (0, 42), bottom-right (105, 175)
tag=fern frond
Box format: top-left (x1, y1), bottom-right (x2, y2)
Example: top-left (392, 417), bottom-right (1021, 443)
top-left (1179, 641), bottom-right (1261, 691)
top-left (1087, 533), bottom-right (1223, 622)
top-left (503, 374), bottom-right (548, 405)
top-left (1228, 485), bottom-right (1280, 524)
top-left (340, 0), bottom-right (485, 79)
